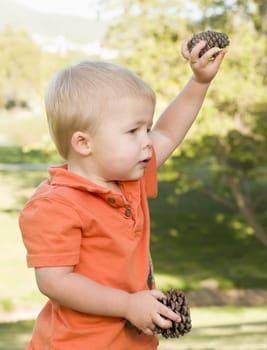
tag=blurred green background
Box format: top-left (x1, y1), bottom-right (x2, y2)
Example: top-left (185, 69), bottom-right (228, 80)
top-left (0, 0), bottom-right (267, 349)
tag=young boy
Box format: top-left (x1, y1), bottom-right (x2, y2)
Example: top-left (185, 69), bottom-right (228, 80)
top-left (19, 37), bottom-right (226, 349)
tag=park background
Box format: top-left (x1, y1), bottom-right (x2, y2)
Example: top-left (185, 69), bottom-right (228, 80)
top-left (0, 0), bottom-right (266, 349)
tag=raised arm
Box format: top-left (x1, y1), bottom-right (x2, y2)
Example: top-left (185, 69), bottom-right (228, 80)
top-left (151, 38), bottom-right (227, 168)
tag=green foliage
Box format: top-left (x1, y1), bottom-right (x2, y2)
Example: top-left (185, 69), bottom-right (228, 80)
top-left (103, 0), bottom-right (190, 99)
top-left (150, 180), bottom-right (267, 290)
top-left (103, 0), bottom-right (267, 248)
top-left (0, 27), bottom-right (43, 109)
top-left (0, 26), bottom-right (96, 149)
top-left (0, 145), bottom-right (61, 164)
top-left (0, 26), bottom-right (93, 112)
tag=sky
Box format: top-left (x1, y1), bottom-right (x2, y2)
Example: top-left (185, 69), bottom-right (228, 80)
top-left (15, 0), bottom-right (101, 19)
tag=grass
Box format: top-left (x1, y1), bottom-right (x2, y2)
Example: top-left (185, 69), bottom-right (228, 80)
top-left (0, 320), bottom-right (33, 350)
top-left (1, 307), bottom-right (266, 350)
top-left (159, 306), bottom-right (267, 350)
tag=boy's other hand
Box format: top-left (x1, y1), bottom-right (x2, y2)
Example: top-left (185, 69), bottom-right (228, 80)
top-left (125, 289), bottom-right (181, 336)
top-left (181, 35), bottom-right (227, 84)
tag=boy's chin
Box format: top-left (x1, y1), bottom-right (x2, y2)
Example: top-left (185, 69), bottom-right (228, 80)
top-left (118, 173), bottom-right (144, 182)
top-left (114, 168), bottom-right (146, 182)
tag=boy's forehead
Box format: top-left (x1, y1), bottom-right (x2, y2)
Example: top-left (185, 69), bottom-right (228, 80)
top-left (96, 96), bottom-right (153, 127)
top-left (110, 97), bottom-right (154, 114)
top-left (112, 99), bottom-right (154, 124)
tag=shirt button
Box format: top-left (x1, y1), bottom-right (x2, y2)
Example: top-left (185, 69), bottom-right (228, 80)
top-left (125, 208), bottom-right (131, 217)
top-left (107, 197), bottom-right (116, 204)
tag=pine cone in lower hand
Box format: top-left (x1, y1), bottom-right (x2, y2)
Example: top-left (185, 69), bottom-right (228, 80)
top-left (156, 289), bottom-right (192, 338)
top-left (187, 30), bottom-right (230, 57)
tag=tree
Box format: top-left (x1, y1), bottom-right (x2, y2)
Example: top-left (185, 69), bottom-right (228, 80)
top-left (103, 0), bottom-right (267, 247)
top-left (0, 27), bottom-right (44, 109)
top-left (178, 0), bottom-right (267, 248)
top-left (103, 0), bottom-right (190, 98)
top-left (0, 26), bottom-right (88, 111)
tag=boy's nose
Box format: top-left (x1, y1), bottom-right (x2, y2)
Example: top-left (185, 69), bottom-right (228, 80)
top-left (143, 134), bottom-right (153, 149)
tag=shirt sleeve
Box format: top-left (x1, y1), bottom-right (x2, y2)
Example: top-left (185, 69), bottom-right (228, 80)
top-left (19, 197), bottom-right (82, 268)
top-left (143, 147), bottom-right (158, 198)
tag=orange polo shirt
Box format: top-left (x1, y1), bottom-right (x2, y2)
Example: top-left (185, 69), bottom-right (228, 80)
top-left (19, 152), bottom-right (159, 350)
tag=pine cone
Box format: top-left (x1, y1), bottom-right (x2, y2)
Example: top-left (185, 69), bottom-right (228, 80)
top-left (187, 30), bottom-right (230, 57)
top-left (156, 289), bottom-right (192, 338)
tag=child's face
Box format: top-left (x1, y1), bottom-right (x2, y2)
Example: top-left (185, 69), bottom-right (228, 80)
top-left (88, 97), bottom-right (154, 184)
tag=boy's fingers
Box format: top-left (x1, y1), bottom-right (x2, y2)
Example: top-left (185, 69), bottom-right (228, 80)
top-left (181, 35), bottom-right (193, 60)
top-left (151, 289), bottom-right (181, 323)
top-left (151, 289), bottom-right (166, 300)
top-left (158, 303), bottom-right (181, 324)
top-left (214, 49), bottom-right (227, 64)
top-left (202, 47), bottom-right (227, 63)
top-left (206, 49), bottom-right (227, 71)
top-left (202, 47), bottom-right (221, 61)
top-left (143, 327), bottom-right (155, 336)
top-left (153, 306), bottom-right (181, 329)
top-left (153, 314), bottom-right (172, 329)
top-left (190, 40), bottom-right (207, 62)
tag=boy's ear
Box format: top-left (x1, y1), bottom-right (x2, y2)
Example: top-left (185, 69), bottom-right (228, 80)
top-left (71, 131), bottom-right (92, 156)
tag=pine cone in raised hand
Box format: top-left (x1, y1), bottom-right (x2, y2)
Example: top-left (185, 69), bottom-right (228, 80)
top-left (187, 30), bottom-right (230, 57)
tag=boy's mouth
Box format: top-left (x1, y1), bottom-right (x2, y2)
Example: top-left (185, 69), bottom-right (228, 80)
top-left (139, 157), bottom-right (151, 167)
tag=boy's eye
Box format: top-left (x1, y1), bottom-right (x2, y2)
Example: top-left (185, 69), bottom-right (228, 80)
top-left (128, 126), bottom-right (152, 134)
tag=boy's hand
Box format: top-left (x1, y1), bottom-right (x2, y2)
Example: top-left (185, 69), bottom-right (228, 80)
top-left (181, 36), bottom-right (227, 84)
top-left (125, 289), bottom-right (181, 336)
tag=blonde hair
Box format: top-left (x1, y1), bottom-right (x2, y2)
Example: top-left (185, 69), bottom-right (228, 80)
top-left (45, 60), bottom-right (156, 159)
